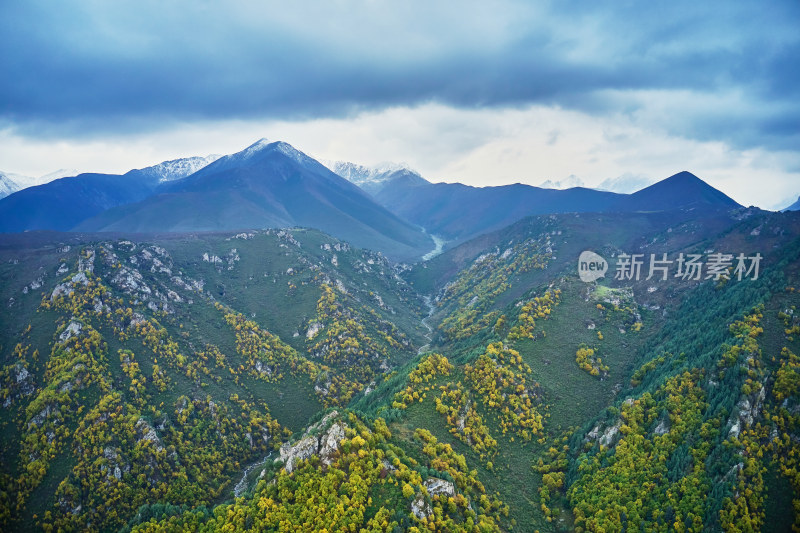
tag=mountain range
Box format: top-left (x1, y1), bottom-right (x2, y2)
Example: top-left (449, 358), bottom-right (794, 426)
top-left (75, 141), bottom-right (433, 261)
top-left (0, 139), bottom-right (747, 259)
top-left (341, 164), bottom-right (741, 243)
top-left (0, 169), bottom-right (78, 199)
top-left (0, 191), bottom-right (798, 532)
top-left (1, 138), bottom-right (799, 532)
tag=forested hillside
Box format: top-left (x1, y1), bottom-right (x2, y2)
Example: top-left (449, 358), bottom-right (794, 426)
top-left (1, 207), bottom-right (799, 532)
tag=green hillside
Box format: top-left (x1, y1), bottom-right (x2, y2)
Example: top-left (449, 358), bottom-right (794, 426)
top-left (1, 208), bottom-right (799, 532)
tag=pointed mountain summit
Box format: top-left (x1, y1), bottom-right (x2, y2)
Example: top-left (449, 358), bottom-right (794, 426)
top-left (618, 171), bottom-right (741, 211)
top-left (77, 140), bottom-right (434, 261)
top-left (341, 169), bottom-right (741, 245)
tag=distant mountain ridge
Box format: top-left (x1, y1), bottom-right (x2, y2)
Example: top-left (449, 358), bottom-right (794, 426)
top-left (1, 139), bottom-right (744, 261)
top-left (77, 140), bottom-right (435, 261)
top-left (133, 154), bottom-right (221, 183)
top-left (324, 160), bottom-right (427, 195)
top-left (330, 163), bottom-right (741, 244)
top-left (0, 154), bottom-right (219, 233)
top-left (0, 169), bottom-right (78, 199)
top-left (615, 170), bottom-right (740, 211)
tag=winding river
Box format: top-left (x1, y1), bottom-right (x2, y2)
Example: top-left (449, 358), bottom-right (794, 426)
top-left (233, 451), bottom-right (273, 498)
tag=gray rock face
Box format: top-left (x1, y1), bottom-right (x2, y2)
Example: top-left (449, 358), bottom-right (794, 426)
top-left (278, 411), bottom-right (346, 473)
top-left (653, 419), bottom-right (670, 436)
top-left (78, 249), bottom-right (95, 274)
top-left (424, 477), bottom-right (455, 498)
top-left (306, 322), bottom-right (323, 339)
top-left (111, 266), bottom-right (152, 297)
top-left (51, 272), bottom-right (89, 301)
top-left (135, 418), bottom-right (164, 451)
top-left (59, 320), bottom-right (83, 342)
top-left (411, 494), bottom-right (432, 520)
top-left (280, 435), bottom-right (319, 473)
top-left (319, 422), bottom-right (345, 466)
top-left (598, 422), bottom-right (621, 447)
top-left (729, 385), bottom-right (766, 437)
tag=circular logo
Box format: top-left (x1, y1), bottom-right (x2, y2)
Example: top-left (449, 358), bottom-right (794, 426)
top-left (578, 251), bottom-right (607, 282)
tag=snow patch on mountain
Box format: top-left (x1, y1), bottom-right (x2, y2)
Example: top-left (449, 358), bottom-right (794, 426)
top-left (241, 138), bottom-right (273, 159)
top-left (137, 155), bottom-right (222, 183)
top-left (537, 174), bottom-right (585, 189)
top-left (0, 173), bottom-right (21, 199)
top-left (597, 173), bottom-right (657, 194)
top-left (207, 139), bottom-right (327, 176)
top-left (38, 169), bottom-right (79, 183)
top-left (324, 160), bottom-right (420, 188)
top-left (0, 168), bottom-right (80, 198)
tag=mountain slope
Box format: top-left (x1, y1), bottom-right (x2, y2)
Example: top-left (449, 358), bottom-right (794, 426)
top-left (1, 207), bottom-right (798, 532)
top-left (0, 172), bottom-right (157, 232)
top-left (0, 227), bottom-right (429, 531)
top-left (371, 179), bottom-right (624, 243)
top-left (327, 161), bottom-right (430, 196)
top-left (0, 173), bottom-right (21, 199)
top-left (133, 154), bottom-right (221, 183)
top-left (0, 154), bottom-right (246, 234)
top-left (78, 140), bottom-right (434, 261)
top-left (783, 196), bottom-right (800, 212)
top-left (0, 153), bottom-right (226, 233)
top-left (0, 169), bottom-right (78, 196)
top-left (614, 170), bottom-right (741, 211)
top-left (353, 170), bottom-right (741, 246)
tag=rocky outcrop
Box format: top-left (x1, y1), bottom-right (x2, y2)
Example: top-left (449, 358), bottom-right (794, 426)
top-left (78, 249), bottom-right (95, 274)
top-left (279, 435), bottom-right (318, 473)
top-left (135, 418), bottom-right (164, 451)
top-left (587, 401), bottom-right (633, 447)
top-left (278, 411), bottom-right (346, 473)
top-left (411, 494), bottom-right (432, 520)
top-left (59, 320), bottom-right (83, 342)
top-left (598, 421), bottom-right (622, 447)
top-left (318, 421), bottom-right (345, 467)
top-left (729, 385), bottom-right (766, 438)
top-left (424, 477), bottom-right (455, 498)
top-left (111, 266), bottom-right (152, 297)
top-left (306, 322), bottom-right (323, 339)
top-left (653, 418), bottom-right (670, 436)
top-left (51, 272), bottom-right (89, 301)
top-left (2, 362), bottom-right (36, 407)
top-left (409, 477), bottom-right (457, 519)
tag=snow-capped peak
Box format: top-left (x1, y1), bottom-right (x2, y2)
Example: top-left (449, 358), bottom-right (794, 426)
top-left (0, 169), bottom-right (73, 193)
top-left (537, 175), bottom-right (586, 190)
top-left (39, 169), bottom-right (79, 182)
top-left (241, 138), bottom-right (272, 158)
top-left (324, 160), bottom-right (419, 186)
top-left (273, 141), bottom-right (320, 169)
top-left (223, 139), bottom-right (324, 172)
top-left (596, 173), bottom-right (657, 194)
top-left (0, 172), bottom-right (22, 199)
top-left (137, 155), bottom-right (222, 182)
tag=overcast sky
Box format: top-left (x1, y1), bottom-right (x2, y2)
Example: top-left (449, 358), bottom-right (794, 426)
top-left (1, 0), bottom-right (798, 209)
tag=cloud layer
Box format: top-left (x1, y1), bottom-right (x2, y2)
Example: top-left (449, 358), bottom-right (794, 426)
top-left (2, 1), bottom-right (798, 147)
top-left (0, 0), bottom-right (798, 209)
